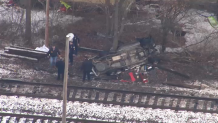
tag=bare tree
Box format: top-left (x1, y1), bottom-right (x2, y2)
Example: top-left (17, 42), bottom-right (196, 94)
top-left (216, 0), bottom-right (218, 18)
top-left (111, 0), bottom-right (135, 51)
top-left (25, 0), bottom-right (32, 45)
top-left (158, 0), bottom-right (190, 52)
top-left (45, 0), bottom-right (50, 47)
top-left (105, 0), bottom-right (111, 35)
top-left (111, 0), bottom-right (119, 51)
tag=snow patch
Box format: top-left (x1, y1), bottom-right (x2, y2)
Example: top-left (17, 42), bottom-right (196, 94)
top-left (0, 68), bottom-right (10, 75)
top-left (179, 10), bottom-right (218, 51)
top-left (156, 45), bottom-right (183, 53)
top-left (0, 5), bottom-right (83, 32)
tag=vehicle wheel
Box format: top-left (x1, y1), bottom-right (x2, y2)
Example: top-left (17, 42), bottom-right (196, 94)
top-left (94, 62), bottom-right (108, 72)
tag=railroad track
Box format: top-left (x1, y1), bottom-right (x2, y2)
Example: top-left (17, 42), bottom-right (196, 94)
top-left (0, 113), bottom-right (113, 123)
top-left (0, 79), bottom-right (218, 114)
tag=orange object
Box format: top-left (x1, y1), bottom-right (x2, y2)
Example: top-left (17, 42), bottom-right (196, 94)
top-left (120, 79), bottom-right (130, 82)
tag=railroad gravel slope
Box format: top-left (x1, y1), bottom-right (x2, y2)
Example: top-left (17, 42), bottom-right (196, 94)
top-left (1, 95), bottom-right (218, 123)
top-left (1, 54), bottom-right (218, 122)
top-left (1, 56), bottom-right (218, 98)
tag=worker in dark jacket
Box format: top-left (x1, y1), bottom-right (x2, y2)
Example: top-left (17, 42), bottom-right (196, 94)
top-left (81, 56), bottom-right (93, 82)
top-left (69, 41), bottom-right (76, 65)
top-left (72, 34), bottom-right (80, 55)
top-left (47, 45), bottom-right (60, 67)
top-left (56, 58), bottom-right (65, 81)
top-left (137, 35), bottom-right (155, 54)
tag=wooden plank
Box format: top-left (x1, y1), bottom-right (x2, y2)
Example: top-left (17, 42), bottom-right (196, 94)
top-left (129, 95), bottom-right (135, 104)
top-left (10, 46), bottom-right (47, 53)
top-left (161, 98), bottom-right (165, 106)
top-left (193, 100), bottom-right (199, 111)
top-left (137, 95), bottom-right (143, 104)
top-left (121, 93), bottom-right (126, 103)
top-left (88, 90), bottom-right (92, 99)
top-left (95, 92), bottom-right (99, 100)
top-left (80, 90), bottom-right (85, 99)
top-left (113, 93), bottom-right (118, 102)
top-left (163, 81), bottom-right (201, 89)
top-left (5, 47), bottom-right (47, 59)
top-left (176, 98), bottom-right (181, 109)
top-left (152, 96), bottom-right (159, 107)
top-left (156, 65), bottom-right (190, 79)
top-left (185, 99), bottom-right (190, 109)
top-left (0, 53), bottom-right (37, 61)
top-left (79, 47), bottom-right (104, 53)
top-left (210, 102), bottom-right (215, 111)
top-left (5, 47), bottom-right (47, 54)
top-left (168, 98), bottom-right (174, 107)
top-left (71, 89), bottom-right (77, 100)
top-left (202, 101), bottom-right (207, 110)
top-left (145, 95), bottom-right (150, 105)
top-left (103, 92), bottom-right (109, 101)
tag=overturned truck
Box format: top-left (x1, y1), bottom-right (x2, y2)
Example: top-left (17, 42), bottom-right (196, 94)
top-left (91, 38), bottom-right (157, 76)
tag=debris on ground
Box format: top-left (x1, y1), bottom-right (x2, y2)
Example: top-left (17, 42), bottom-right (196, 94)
top-left (1, 46), bottom-right (47, 60)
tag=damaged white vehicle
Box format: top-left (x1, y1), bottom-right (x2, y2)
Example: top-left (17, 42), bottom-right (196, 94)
top-left (91, 37), bottom-right (157, 76)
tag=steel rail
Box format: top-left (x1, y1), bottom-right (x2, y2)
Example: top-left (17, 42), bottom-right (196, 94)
top-left (0, 79), bottom-right (218, 114)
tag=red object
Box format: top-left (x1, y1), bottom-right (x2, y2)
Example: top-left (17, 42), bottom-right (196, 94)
top-left (7, 0), bottom-right (14, 5)
top-left (8, 0), bottom-right (14, 4)
top-left (140, 73), bottom-right (148, 83)
top-left (60, 7), bottom-right (66, 12)
top-left (7, 0), bottom-right (14, 7)
top-left (129, 72), bottom-right (136, 82)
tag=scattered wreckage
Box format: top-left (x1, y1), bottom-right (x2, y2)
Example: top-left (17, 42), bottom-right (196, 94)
top-left (0, 36), bottom-right (190, 84)
top-left (88, 37), bottom-right (158, 83)
top-left (1, 45), bottom-right (48, 61)
top-left (91, 40), bottom-right (157, 76)
top-left (90, 37), bottom-right (190, 83)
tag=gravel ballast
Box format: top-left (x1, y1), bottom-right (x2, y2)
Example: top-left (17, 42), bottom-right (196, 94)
top-left (0, 96), bottom-right (218, 123)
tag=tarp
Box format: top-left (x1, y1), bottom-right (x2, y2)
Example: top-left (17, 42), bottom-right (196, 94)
top-left (60, 1), bottom-right (71, 10)
top-left (35, 45), bottom-right (49, 52)
top-left (208, 16), bottom-right (218, 28)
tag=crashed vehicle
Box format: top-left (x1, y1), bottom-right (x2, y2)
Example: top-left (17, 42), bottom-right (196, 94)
top-left (91, 37), bottom-right (157, 76)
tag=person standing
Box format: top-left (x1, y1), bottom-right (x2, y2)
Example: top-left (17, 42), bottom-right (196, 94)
top-left (72, 34), bottom-right (80, 55)
top-left (138, 34), bottom-right (155, 54)
top-left (69, 41), bottom-right (76, 66)
top-left (56, 58), bottom-right (65, 81)
top-left (81, 56), bottom-right (93, 82)
top-left (47, 45), bottom-right (60, 67)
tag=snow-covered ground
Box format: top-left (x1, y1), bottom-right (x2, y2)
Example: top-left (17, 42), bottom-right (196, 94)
top-left (0, 3), bottom-right (82, 46)
top-left (0, 5), bottom-right (82, 29)
top-left (0, 95), bottom-right (218, 123)
top-left (132, 5), bottom-right (218, 53)
top-left (0, 60), bottom-right (53, 80)
top-left (1, 2), bottom-right (218, 122)
top-left (181, 10), bottom-right (218, 51)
